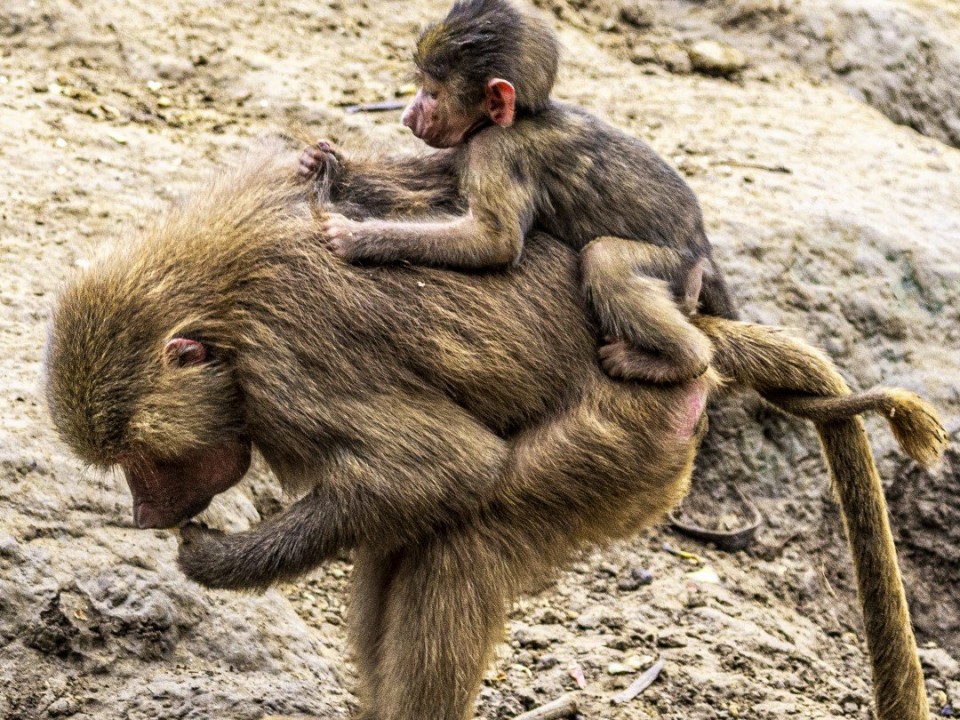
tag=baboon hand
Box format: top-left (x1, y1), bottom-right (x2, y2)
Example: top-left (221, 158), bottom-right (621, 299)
top-left (322, 212), bottom-right (366, 261)
top-left (177, 522), bottom-right (231, 588)
top-left (298, 140), bottom-right (341, 179)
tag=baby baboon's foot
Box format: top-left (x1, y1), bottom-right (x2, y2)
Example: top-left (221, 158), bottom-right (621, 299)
top-left (679, 257), bottom-right (708, 316)
top-left (599, 339), bottom-right (709, 384)
top-left (298, 140), bottom-right (341, 179)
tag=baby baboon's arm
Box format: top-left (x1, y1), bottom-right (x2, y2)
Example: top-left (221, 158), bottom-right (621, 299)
top-left (321, 148), bottom-right (537, 269)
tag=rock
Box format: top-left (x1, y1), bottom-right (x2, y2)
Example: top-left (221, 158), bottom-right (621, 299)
top-left (629, 44), bottom-right (658, 65)
top-left (576, 606), bottom-right (625, 630)
top-left (827, 45), bottom-right (857, 74)
top-left (688, 40), bottom-right (748, 77)
top-left (47, 696), bottom-right (80, 716)
top-left (154, 55), bottom-right (195, 82)
top-left (513, 624), bottom-right (565, 650)
top-left (598, 562), bottom-right (619, 577)
top-left (657, 630), bottom-right (689, 648)
top-left (619, 0), bottom-right (656, 29)
top-left (601, 18), bottom-right (621, 33)
top-left (686, 567), bottom-right (721, 585)
top-left (196, 488), bottom-right (262, 533)
top-left (0, 535), bottom-right (20, 558)
top-left (534, 608), bottom-right (564, 625)
top-left (626, 654), bottom-right (654, 670)
top-left (3, 1), bottom-right (960, 719)
top-left (617, 567), bottom-right (654, 591)
top-left (575, 609), bottom-right (600, 630)
top-left (657, 43), bottom-right (692, 74)
top-left (534, 654), bottom-right (561, 671)
top-left (919, 646), bottom-right (960, 680)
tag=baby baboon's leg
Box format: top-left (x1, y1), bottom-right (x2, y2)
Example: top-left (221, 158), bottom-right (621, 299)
top-left (581, 236), bottom-right (712, 383)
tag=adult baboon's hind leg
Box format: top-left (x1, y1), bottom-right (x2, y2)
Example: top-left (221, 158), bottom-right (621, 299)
top-left (358, 378), bottom-right (707, 720)
top-left (348, 547), bottom-right (403, 720)
top-left (372, 533), bottom-right (509, 720)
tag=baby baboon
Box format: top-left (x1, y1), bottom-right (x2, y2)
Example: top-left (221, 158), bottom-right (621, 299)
top-left (46, 141), bottom-right (944, 720)
top-left (301, 0), bottom-right (736, 385)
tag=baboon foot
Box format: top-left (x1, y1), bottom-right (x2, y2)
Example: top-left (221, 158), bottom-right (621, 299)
top-left (598, 339), bottom-right (709, 384)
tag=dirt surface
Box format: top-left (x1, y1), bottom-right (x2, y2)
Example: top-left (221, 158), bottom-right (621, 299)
top-left (1, 0), bottom-right (958, 719)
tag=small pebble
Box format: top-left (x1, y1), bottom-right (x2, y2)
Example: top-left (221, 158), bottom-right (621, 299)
top-left (657, 43), bottom-right (692, 74)
top-left (47, 697), bottom-right (80, 716)
top-left (626, 654), bottom-right (653, 670)
top-left (535, 608), bottom-right (563, 625)
top-left (619, 0), bottom-right (655, 28)
top-left (687, 40), bottom-right (748, 77)
top-left (598, 562), bottom-right (618, 577)
top-left (657, 630), bottom-right (688, 648)
top-left (687, 567), bottom-right (720, 584)
top-left (629, 45), bottom-right (657, 65)
top-left (0, 536), bottom-right (20, 558)
top-left (618, 567), bottom-right (654, 591)
top-left (535, 654), bottom-right (561, 671)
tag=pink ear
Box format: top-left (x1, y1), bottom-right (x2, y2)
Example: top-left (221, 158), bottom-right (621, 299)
top-left (163, 338), bottom-right (207, 368)
top-left (485, 78), bottom-right (516, 127)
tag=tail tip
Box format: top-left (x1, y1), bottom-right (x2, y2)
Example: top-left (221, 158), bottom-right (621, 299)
top-left (887, 389), bottom-right (948, 467)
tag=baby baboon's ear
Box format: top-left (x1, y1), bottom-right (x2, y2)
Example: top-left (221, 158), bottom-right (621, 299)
top-left (485, 79), bottom-right (516, 127)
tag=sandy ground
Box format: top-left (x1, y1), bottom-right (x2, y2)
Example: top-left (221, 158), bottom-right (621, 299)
top-left (1, 0), bottom-right (959, 719)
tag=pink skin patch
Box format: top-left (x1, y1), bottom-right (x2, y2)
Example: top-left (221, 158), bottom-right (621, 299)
top-left (401, 89), bottom-right (458, 147)
top-left (675, 378), bottom-right (709, 438)
top-left (163, 337), bottom-right (206, 368)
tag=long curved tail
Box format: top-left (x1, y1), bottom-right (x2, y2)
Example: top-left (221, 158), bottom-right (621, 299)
top-left (693, 315), bottom-right (947, 720)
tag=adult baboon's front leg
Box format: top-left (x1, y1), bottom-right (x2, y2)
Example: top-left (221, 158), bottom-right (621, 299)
top-left (177, 392), bottom-right (508, 592)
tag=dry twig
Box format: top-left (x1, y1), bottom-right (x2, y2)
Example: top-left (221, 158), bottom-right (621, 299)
top-left (610, 656), bottom-right (665, 705)
top-left (344, 100), bottom-right (407, 113)
top-left (514, 693), bottom-right (579, 720)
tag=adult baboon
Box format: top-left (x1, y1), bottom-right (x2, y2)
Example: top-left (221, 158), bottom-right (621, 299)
top-left (46, 141), bottom-right (944, 720)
